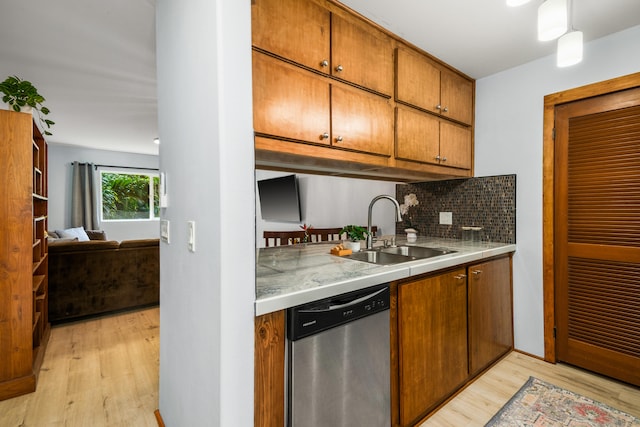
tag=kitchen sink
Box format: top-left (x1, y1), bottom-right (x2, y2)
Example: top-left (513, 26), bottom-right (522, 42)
top-left (344, 246), bottom-right (457, 265)
top-left (380, 246), bottom-right (457, 258)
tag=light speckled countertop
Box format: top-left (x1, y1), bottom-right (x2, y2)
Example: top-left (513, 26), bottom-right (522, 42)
top-left (255, 236), bottom-right (516, 316)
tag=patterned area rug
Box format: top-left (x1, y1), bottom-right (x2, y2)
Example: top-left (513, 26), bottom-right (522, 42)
top-left (485, 377), bottom-right (640, 426)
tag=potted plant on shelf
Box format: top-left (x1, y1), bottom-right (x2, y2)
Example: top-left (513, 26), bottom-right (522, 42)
top-left (340, 225), bottom-right (368, 253)
top-left (0, 75), bottom-right (54, 135)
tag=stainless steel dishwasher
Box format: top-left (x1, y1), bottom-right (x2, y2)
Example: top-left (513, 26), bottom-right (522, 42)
top-left (287, 284), bottom-right (390, 427)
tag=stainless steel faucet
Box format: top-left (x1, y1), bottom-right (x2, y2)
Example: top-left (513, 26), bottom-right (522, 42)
top-left (367, 195), bottom-right (402, 249)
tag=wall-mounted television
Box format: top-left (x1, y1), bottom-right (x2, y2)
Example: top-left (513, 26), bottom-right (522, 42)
top-left (257, 174), bottom-right (302, 222)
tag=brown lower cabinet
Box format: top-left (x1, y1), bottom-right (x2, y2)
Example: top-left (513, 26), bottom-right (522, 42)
top-left (254, 254), bottom-right (513, 427)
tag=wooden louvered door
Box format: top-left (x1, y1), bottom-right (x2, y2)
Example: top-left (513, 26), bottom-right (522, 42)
top-left (554, 87), bottom-right (640, 386)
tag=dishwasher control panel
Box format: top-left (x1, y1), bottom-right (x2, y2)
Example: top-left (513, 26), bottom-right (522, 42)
top-left (288, 284), bottom-right (389, 341)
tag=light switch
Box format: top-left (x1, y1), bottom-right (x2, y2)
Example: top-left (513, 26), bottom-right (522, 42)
top-left (187, 221), bottom-right (196, 252)
top-left (439, 212), bottom-right (453, 225)
top-left (161, 219), bottom-right (170, 244)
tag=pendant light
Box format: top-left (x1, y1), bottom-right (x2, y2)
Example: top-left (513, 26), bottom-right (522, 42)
top-left (538, 0), bottom-right (567, 41)
top-left (557, 30), bottom-right (583, 66)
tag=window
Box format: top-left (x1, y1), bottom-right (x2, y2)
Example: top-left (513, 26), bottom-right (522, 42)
top-left (100, 169), bottom-right (160, 221)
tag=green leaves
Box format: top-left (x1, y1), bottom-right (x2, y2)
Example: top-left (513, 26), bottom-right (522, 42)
top-left (340, 225), bottom-right (369, 242)
top-left (0, 75), bottom-right (54, 135)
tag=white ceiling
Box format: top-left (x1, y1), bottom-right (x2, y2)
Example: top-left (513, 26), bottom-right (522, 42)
top-left (1, 0), bottom-right (638, 155)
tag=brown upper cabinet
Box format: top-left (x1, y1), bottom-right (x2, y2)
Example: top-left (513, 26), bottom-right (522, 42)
top-left (253, 51), bottom-right (393, 157)
top-left (331, 13), bottom-right (394, 96)
top-left (251, 0), bottom-right (330, 73)
top-left (252, 0), bottom-right (394, 96)
top-left (396, 47), bottom-right (473, 125)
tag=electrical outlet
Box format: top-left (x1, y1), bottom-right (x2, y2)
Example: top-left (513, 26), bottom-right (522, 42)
top-left (439, 212), bottom-right (453, 225)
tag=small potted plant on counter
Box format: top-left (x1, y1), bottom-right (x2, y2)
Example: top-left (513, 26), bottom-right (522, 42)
top-left (340, 225), bottom-right (368, 253)
top-left (0, 75), bottom-right (54, 135)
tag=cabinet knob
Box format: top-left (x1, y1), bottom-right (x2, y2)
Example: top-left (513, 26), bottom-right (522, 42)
top-left (321, 132), bottom-right (329, 140)
top-left (435, 104), bottom-right (442, 110)
top-left (443, 106), bottom-right (449, 112)
top-left (435, 155), bottom-right (440, 161)
top-left (442, 156), bottom-right (447, 162)
top-left (335, 65), bottom-right (343, 72)
top-left (335, 136), bottom-right (343, 142)
top-left (472, 270), bottom-right (483, 275)
top-left (320, 59), bottom-right (329, 67)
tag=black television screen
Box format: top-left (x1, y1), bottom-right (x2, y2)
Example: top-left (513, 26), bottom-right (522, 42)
top-left (257, 174), bottom-right (302, 222)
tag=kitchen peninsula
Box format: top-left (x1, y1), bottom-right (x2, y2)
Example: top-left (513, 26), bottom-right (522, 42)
top-left (255, 236), bottom-right (515, 427)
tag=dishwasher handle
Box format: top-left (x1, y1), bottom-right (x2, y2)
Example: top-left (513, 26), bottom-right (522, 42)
top-left (299, 287), bottom-right (388, 313)
top-left (288, 284), bottom-right (390, 341)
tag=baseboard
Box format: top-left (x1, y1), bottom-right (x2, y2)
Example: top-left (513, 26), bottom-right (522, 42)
top-left (513, 348), bottom-right (547, 362)
top-left (155, 409), bottom-right (165, 427)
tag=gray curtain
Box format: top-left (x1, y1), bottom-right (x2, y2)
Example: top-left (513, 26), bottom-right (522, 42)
top-left (71, 161), bottom-right (99, 229)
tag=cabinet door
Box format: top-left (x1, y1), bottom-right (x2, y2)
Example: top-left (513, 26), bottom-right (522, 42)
top-left (252, 51), bottom-right (331, 145)
top-left (441, 69), bottom-right (474, 125)
top-left (332, 13), bottom-right (394, 96)
top-left (395, 106), bottom-right (440, 164)
top-left (331, 84), bottom-right (393, 156)
top-left (440, 121), bottom-right (472, 169)
top-left (396, 47), bottom-right (440, 114)
top-left (468, 257), bottom-right (513, 375)
top-left (251, 0), bottom-right (330, 73)
top-left (398, 269), bottom-right (468, 426)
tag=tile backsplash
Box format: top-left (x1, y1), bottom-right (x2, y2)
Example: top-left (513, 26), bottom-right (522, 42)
top-left (395, 175), bottom-right (516, 243)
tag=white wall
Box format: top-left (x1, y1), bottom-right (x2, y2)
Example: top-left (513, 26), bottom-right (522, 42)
top-left (156, 0), bottom-right (254, 426)
top-left (256, 170), bottom-right (399, 247)
top-left (475, 25), bottom-right (640, 357)
top-left (48, 143), bottom-right (159, 241)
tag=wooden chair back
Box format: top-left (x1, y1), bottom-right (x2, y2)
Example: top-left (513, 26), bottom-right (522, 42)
top-left (263, 226), bottom-right (378, 247)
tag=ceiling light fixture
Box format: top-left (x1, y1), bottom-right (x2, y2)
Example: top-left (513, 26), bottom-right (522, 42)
top-left (557, 0), bottom-right (582, 67)
top-left (537, 0), bottom-right (567, 41)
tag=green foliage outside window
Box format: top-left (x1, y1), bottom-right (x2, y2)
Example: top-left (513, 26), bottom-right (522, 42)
top-left (101, 172), bottom-right (160, 220)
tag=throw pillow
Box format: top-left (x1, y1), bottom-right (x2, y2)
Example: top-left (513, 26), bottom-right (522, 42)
top-left (56, 226), bottom-right (90, 242)
top-left (86, 230), bottom-right (108, 241)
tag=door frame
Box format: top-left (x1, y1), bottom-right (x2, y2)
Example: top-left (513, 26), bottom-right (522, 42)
top-left (542, 72), bottom-right (640, 362)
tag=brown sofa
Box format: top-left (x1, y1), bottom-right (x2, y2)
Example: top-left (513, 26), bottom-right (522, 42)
top-left (48, 235), bottom-right (159, 323)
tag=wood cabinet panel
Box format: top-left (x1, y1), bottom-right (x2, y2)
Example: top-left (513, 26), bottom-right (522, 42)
top-left (395, 106), bottom-right (440, 164)
top-left (396, 47), bottom-right (440, 115)
top-left (468, 257), bottom-right (513, 375)
top-left (398, 269), bottom-right (468, 426)
top-left (254, 310), bottom-right (286, 427)
top-left (252, 51), bottom-right (330, 144)
top-left (396, 47), bottom-right (474, 126)
top-left (331, 84), bottom-right (393, 156)
top-left (440, 121), bottom-right (472, 169)
top-left (332, 13), bottom-right (394, 96)
top-left (396, 106), bottom-right (471, 170)
top-left (251, 0), bottom-right (330, 73)
top-left (441, 70), bottom-right (474, 124)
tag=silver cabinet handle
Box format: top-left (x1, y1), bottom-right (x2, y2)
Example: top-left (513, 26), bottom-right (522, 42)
top-left (435, 155), bottom-right (441, 161)
top-left (335, 136), bottom-right (343, 142)
top-left (435, 104), bottom-right (442, 110)
top-left (320, 59), bottom-right (329, 67)
top-left (443, 107), bottom-right (449, 112)
top-left (442, 156), bottom-right (447, 162)
top-left (471, 270), bottom-right (482, 275)
top-left (454, 274), bottom-right (467, 280)
top-left (321, 132), bottom-right (329, 140)
top-left (335, 65), bottom-right (343, 72)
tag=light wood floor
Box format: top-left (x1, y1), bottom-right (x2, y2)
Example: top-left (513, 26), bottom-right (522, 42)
top-left (0, 307), bottom-right (159, 427)
top-left (1, 307), bottom-right (638, 426)
top-left (420, 351), bottom-right (640, 426)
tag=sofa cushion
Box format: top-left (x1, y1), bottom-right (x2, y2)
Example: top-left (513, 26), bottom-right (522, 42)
top-left (119, 239), bottom-right (160, 249)
top-left (48, 240), bottom-right (120, 253)
top-left (56, 226), bottom-right (90, 241)
top-left (86, 229), bottom-right (108, 241)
